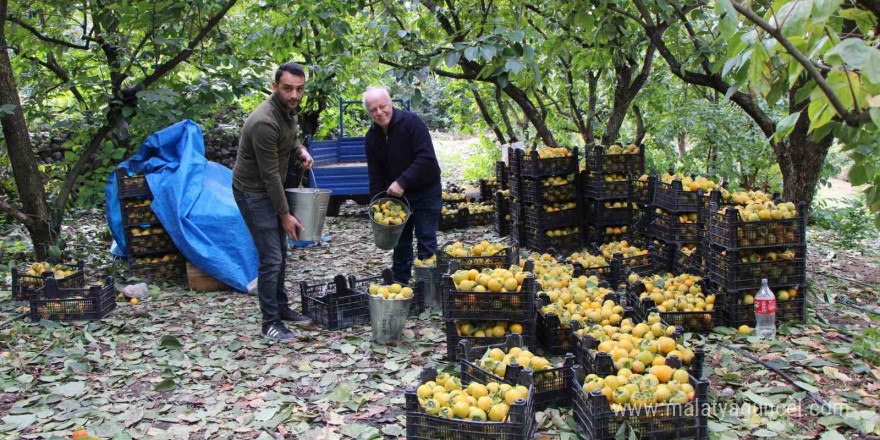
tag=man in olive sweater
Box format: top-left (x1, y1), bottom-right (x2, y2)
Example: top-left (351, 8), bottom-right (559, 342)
top-left (233, 63), bottom-right (314, 341)
top-left (363, 86), bottom-right (442, 283)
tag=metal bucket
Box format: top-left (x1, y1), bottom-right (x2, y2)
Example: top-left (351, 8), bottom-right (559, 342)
top-left (285, 188), bottom-right (332, 242)
top-left (369, 192), bottom-right (411, 250)
top-left (369, 295), bottom-right (412, 343)
top-left (414, 265), bottom-right (440, 311)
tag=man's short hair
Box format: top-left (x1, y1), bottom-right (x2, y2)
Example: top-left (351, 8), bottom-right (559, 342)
top-left (275, 63), bottom-right (306, 83)
top-left (363, 86), bottom-right (391, 107)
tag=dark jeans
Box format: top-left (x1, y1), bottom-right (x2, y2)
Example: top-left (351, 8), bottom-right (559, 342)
top-left (392, 181), bottom-right (442, 283)
top-left (233, 188), bottom-right (289, 325)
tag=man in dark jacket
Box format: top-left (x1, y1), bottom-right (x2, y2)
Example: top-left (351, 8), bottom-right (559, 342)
top-left (363, 86), bottom-right (442, 283)
top-left (233, 62), bottom-right (314, 341)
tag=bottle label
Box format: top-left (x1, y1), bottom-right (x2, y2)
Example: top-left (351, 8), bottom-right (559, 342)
top-left (755, 298), bottom-right (776, 314)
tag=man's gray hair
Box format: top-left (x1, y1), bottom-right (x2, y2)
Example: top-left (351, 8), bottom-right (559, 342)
top-left (362, 86), bottom-right (391, 107)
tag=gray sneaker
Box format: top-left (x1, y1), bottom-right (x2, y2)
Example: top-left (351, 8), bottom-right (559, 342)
top-left (262, 322), bottom-right (296, 341)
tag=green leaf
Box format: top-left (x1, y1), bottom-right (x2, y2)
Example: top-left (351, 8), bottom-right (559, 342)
top-left (480, 45), bottom-right (497, 61)
top-left (753, 429), bottom-right (777, 437)
top-left (812, 0), bottom-right (842, 22)
top-left (154, 379), bottom-right (176, 391)
top-left (870, 108), bottom-right (880, 127)
top-left (794, 380), bottom-right (819, 393)
top-left (507, 30), bottom-right (524, 42)
top-left (715, 0), bottom-right (738, 37)
top-left (464, 47), bottom-right (479, 61)
top-left (774, 1), bottom-right (811, 37)
top-left (849, 164), bottom-right (868, 186)
top-left (329, 382), bottom-right (352, 403)
top-left (744, 391), bottom-right (773, 408)
top-left (53, 381), bottom-right (86, 397)
top-left (505, 59), bottom-right (525, 74)
top-left (774, 111), bottom-right (801, 141)
top-left (0, 103), bottom-right (16, 115)
top-left (825, 39), bottom-right (872, 69)
top-left (445, 51), bottom-right (461, 68)
top-left (159, 335), bottom-right (182, 349)
top-left (340, 423), bottom-right (372, 438)
top-left (820, 429), bottom-right (847, 440)
top-left (1, 414), bottom-right (37, 430)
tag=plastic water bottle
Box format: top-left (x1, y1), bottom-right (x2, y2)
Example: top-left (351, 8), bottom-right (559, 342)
top-left (755, 279), bottom-right (776, 338)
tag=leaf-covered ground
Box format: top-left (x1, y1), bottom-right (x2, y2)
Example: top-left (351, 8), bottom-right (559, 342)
top-left (1, 203), bottom-right (878, 440)
top-left (1, 134), bottom-right (879, 439)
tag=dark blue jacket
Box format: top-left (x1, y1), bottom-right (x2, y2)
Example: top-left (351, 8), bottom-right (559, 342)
top-left (365, 108), bottom-right (441, 197)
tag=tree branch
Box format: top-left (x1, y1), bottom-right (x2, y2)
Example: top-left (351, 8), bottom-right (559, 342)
top-left (134, 0), bottom-right (238, 91)
top-left (0, 197), bottom-right (30, 226)
top-left (6, 15), bottom-right (90, 49)
top-left (52, 125), bottom-right (112, 221)
top-left (731, 0), bottom-right (866, 127)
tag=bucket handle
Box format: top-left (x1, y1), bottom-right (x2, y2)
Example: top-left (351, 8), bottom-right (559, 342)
top-left (370, 191), bottom-right (411, 214)
top-left (300, 168), bottom-right (320, 189)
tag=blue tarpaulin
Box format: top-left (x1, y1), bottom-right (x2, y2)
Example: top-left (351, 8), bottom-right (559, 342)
top-left (106, 120), bottom-right (257, 292)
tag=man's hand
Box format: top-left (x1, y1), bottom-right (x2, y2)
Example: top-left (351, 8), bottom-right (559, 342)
top-left (300, 149), bottom-right (314, 170)
top-left (387, 181), bottom-right (405, 197)
top-left (281, 213), bottom-right (303, 241)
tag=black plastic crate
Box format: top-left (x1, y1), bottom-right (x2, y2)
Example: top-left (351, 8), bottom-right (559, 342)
top-left (121, 198), bottom-right (159, 226)
top-left (494, 191), bottom-right (511, 237)
top-left (584, 144), bottom-right (645, 175)
top-left (564, 254), bottom-right (615, 282)
top-left (627, 281), bottom-right (720, 334)
top-left (570, 321), bottom-right (705, 378)
top-left (442, 191), bottom-right (469, 206)
top-left (11, 261), bottom-right (85, 301)
top-left (125, 226), bottom-right (177, 255)
top-left (572, 365), bottom-right (709, 440)
top-left (672, 245), bottom-right (700, 276)
top-left (706, 202), bottom-right (806, 250)
top-left (510, 147), bottom-right (580, 178)
top-left (480, 179), bottom-right (501, 202)
top-left (705, 244), bottom-right (806, 291)
top-left (496, 161), bottom-right (509, 190)
top-left (129, 254), bottom-right (186, 280)
top-left (535, 291), bottom-right (617, 355)
top-left (116, 169), bottom-right (152, 199)
top-left (584, 199), bottom-right (633, 227)
top-left (439, 209), bottom-right (468, 231)
top-left (468, 209), bottom-right (494, 227)
top-left (523, 203), bottom-right (581, 230)
top-left (649, 239), bottom-right (676, 275)
top-left (581, 172), bottom-right (630, 200)
top-left (651, 208), bottom-right (701, 243)
top-left (720, 285), bottom-right (806, 328)
top-left (698, 189), bottom-right (782, 226)
top-left (445, 319), bottom-right (537, 361)
top-left (299, 274), bottom-right (370, 330)
top-left (441, 261), bottom-right (537, 321)
top-left (29, 277), bottom-right (117, 322)
top-left (630, 175), bottom-right (655, 205)
top-left (585, 225), bottom-right (630, 247)
top-left (436, 240), bottom-right (518, 275)
top-left (460, 335), bottom-right (575, 410)
top-left (405, 366), bottom-right (536, 440)
top-left (653, 180), bottom-right (713, 213)
top-left (511, 175), bottom-right (579, 204)
top-left (349, 268), bottom-right (426, 317)
top-left (524, 228), bottom-right (583, 253)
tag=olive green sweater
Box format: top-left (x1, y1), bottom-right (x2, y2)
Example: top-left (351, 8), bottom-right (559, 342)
top-left (232, 93), bottom-right (304, 215)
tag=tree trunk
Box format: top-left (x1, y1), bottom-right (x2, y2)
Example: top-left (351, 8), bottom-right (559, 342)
top-left (677, 132), bottom-right (687, 156)
top-left (471, 87), bottom-right (506, 144)
top-left (777, 111), bottom-right (833, 211)
top-left (502, 83), bottom-right (558, 148)
top-left (299, 109), bottom-right (321, 139)
top-left (0, 0), bottom-right (55, 258)
top-left (602, 45), bottom-right (655, 146)
top-left (586, 71), bottom-right (599, 145)
top-left (494, 85), bottom-right (517, 142)
top-left (633, 104), bottom-right (646, 145)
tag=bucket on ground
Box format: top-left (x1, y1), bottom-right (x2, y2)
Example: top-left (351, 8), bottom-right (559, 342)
top-left (369, 294), bottom-right (412, 343)
top-left (414, 265), bottom-right (440, 311)
top-left (369, 192), bottom-right (411, 250)
top-left (285, 170), bottom-right (332, 242)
